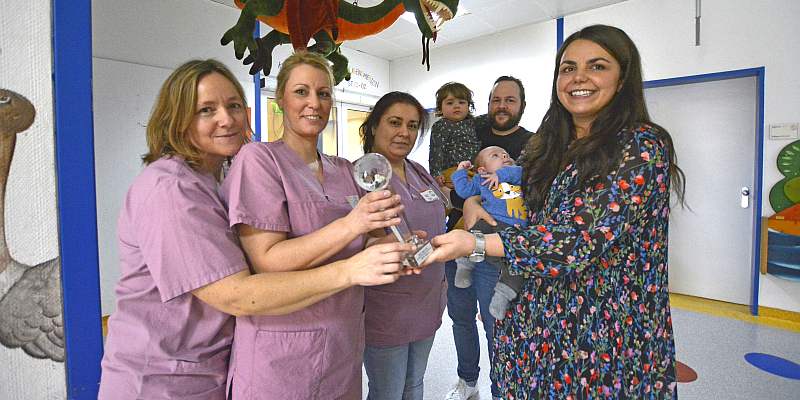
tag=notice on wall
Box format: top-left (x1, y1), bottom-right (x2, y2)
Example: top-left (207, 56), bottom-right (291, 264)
top-left (769, 123), bottom-right (799, 140)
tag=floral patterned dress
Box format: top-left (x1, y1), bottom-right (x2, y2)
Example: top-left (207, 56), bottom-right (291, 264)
top-left (495, 125), bottom-right (678, 399)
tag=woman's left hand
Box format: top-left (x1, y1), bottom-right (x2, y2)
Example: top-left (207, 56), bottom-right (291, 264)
top-left (418, 230), bottom-right (475, 267)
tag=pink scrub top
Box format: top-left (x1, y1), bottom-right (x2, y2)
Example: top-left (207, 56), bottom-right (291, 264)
top-left (98, 156), bottom-right (249, 400)
top-left (364, 159), bottom-right (447, 346)
top-left (220, 140), bottom-right (367, 400)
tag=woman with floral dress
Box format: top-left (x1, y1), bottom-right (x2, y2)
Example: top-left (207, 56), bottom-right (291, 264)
top-left (423, 24), bottom-right (686, 399)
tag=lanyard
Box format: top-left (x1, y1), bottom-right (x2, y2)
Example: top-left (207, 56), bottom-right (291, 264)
top-left (405, 160), bottom-right (450, 208)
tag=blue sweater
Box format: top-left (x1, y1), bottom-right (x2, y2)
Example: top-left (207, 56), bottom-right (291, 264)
top-left (451, 166), bottom-right (528, 227)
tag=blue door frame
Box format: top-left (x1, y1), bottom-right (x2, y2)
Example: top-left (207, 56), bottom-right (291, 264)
top-left (53, 1), bottom-right (103, 398)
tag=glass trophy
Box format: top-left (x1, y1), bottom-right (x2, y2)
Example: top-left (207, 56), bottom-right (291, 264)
top-left (353, 153), bottom-right (433, 268)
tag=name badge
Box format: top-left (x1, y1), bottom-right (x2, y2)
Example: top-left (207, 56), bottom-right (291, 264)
top-left (346, 195), bottom-right (360, 209)
top-left (420, 189), bottom-right (439, 203)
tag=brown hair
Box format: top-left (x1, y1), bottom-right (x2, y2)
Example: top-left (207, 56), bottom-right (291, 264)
top-left (142, 59), bottom-right (248, 169)
top-left (434, 82), bottom-right (475, 117)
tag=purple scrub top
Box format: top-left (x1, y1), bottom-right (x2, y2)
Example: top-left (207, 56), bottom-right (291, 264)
top-left (364, 159), bottom-right (447, 346)
top-left (99, 156), bottom-right (249, 400)
top-left (220, 140), bottom-right (367, 400)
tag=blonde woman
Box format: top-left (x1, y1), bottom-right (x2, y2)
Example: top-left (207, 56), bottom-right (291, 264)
top-left (221, 52), bottom-right (415, 399)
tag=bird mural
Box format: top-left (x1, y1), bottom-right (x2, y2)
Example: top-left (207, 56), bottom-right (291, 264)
top-left (0, 89), bottom-right (64, 362)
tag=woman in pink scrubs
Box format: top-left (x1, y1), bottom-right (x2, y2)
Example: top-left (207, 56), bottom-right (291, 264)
top-left (220, 52), bottom-right (419, 399)
top-left (99, 59), bottom-right (412, 400)
top-left (359, 92), bottom-right (447, 400)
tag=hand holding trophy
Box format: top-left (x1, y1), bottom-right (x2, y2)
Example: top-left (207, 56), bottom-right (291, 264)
top-left (354, 153), bottom-right (433, 268)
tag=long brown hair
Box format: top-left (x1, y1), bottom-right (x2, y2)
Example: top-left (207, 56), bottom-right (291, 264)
top-left (520, 25), bottom-right (685, 211)
top-left (142, 59), bottom-right (249, 169)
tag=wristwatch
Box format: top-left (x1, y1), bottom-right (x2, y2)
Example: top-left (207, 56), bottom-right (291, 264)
top-left (468, 230), bottom-right (485, 262)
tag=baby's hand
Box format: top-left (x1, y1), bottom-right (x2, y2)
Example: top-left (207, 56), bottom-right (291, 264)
top-left (434, 175), bottom-right (446, 187)
top-left (457, 161), bottom-right (473, 171)
top-left (481, 172), bottom-right (500, 190)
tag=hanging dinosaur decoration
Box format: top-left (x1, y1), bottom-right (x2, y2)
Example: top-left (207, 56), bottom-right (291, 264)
top-left (221, 0), bottom-right (459, 84)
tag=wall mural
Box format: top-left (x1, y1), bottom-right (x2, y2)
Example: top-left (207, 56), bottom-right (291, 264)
top-left (1, 1), bottom-right (67, 398)
top-left (767, 139), bottom-right (800, 281)
top-left (221, 0), bottom-right (459, 84)
top-left (0, 90), bottom-right (64, 361)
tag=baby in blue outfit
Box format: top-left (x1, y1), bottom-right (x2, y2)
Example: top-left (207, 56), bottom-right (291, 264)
top-left (451, 146), bottom-right (529, 320)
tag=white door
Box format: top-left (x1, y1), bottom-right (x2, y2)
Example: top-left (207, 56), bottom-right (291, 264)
top-left (336, 102), bottom-right (373, 162)
top-left (645, 76), bottom-right (759, 305)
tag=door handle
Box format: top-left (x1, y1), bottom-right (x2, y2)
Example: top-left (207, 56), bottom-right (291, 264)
top-left (741, 187), bottom-right (750, 208)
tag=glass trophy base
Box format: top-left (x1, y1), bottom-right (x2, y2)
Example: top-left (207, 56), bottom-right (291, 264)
top-left (402, 236), bottom-right (433, 268)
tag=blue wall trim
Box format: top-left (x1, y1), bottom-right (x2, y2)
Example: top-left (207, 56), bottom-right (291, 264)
top-left (253, 22), bottom-right (262, 141)
top-left (52, 1), bottom-right (103, 398)
top-left (644, 68), bottom-right (763, 89)
top-left (557, 18), bottom-right (564, 50)
top-left (646, 67), bottom-right (766, 316)
top-left (752, 67), bottom-right (765, 316)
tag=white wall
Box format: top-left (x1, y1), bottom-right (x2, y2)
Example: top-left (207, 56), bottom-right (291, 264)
top-left (391, 0), bottom-right (800, 313)
top-left (392, 20), bottom-right (557, 172)
top-left (391, 20), bottom-right (557, 134)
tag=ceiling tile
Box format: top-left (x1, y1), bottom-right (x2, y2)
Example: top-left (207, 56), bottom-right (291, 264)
top-left (457, 0), bottom-right (512, 14)
top-left (534, 0), bottom-right (628, 19)
top-left (436, 13), bottom-right (495, 40)
top-left (343, 35), bottom-right (412, 60)
top-left (473, 2), bottom-right (551, 30)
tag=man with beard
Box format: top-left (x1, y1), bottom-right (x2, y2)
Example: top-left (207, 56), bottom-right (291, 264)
top-left (477, 76), bottom-right (531, 161)
top-left (443, 76), bottom-right (531, 400)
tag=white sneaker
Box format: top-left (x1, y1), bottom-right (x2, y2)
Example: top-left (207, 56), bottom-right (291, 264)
top-left (444, 378), bottom-right (479, 400)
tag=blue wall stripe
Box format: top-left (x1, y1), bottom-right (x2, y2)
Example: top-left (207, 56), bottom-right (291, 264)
top-left (52, 0), bottom-right (104, 398)
top-left (752, 67), bottom-right (765, 316)
top-left (253, 22), bottom-right (262, 142)
top-left (557, 18), bottom-right (564, 50)
top-left (645, 67), bottom-right (766, 316)
top-left (644, 68), bottom-right (763, 89)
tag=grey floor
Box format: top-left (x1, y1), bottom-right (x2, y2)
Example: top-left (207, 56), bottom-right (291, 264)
top-left (363, 306), bottom-right (800, 399)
